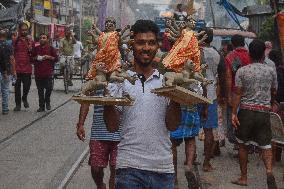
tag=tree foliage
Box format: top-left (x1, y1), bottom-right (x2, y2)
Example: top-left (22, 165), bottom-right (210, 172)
top-left (258, 17), bottom-right (275, 42)
top-left (81, 18), bottom-right (93, 46)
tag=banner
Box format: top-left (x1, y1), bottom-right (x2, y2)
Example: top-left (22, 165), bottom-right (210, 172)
top-left (277, 12), bottom-right (284, 63)
top-left (44, 0), bottom-right (51, 10)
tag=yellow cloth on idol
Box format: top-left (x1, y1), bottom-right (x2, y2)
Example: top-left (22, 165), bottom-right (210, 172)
top-left (163, 29), bottom-right (200, 72)
top-left (86, 31), bottom-right (121, 80)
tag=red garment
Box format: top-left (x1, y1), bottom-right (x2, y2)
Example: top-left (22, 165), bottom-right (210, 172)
top-left (13, 37), bottom-right (34, 74)
top-left (32, 45), bottom-right (58, 78)
top-left (162, 33), bottom-right (172, 52)
top-left (225, 47), bottom-right (251, 92)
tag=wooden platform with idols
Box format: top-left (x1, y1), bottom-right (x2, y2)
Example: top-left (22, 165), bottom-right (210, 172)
top-left (151, 86), bottom-right (212, 106)
top-left (72, 94), bottom-right (134, 106)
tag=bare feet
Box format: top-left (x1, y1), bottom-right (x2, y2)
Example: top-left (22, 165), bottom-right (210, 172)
top-left (184, 165), bottom-right (199, 189)
top-left (203, 163), bottom-right (214, 172)
top-left (231, 178), bottom-right (248, 186)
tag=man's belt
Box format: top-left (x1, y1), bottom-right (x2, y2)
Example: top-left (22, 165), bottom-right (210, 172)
top-left (240, 104), bottom-right (271, 112)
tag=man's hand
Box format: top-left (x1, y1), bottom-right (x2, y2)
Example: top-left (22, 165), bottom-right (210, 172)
top-left (200, 105), bottom-right (208, 120)
top-left (76, 124), bottom-right (85, 141)
top-left (2, 72), bottom-right (8, 80)
top-left (227, 96), bottom-right (233, 107)
top-left (43, 55), bottom-right (54, 60)
top-left (232, 113), bottom-right (240, 129)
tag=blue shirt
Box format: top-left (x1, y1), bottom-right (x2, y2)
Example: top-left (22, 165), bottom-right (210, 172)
top-left (90, 89), bottom-right (121, 141)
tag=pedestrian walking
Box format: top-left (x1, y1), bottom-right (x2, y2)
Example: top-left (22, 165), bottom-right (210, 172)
top-left (170, 105), bottom-right (201, 189)
top-left (269, 50), bottom-right (284, 103)
top-left (104, 20), bottom-right (181, 189)
top-left (32, 33), bottom-right (58, 112)
top-left (73, 35), bottom-right (84, 74)
top-left (0, 28), bottom-right (15, 115)
top-left (59, 28), bottom-right (76, 86)
top-left (225, 34), bottom-right (250, 145)
top-left (199, 28), bottom-right (220, 172)
top-left (76, 90), bottom-right (120, 189)
top-left (231, 39), bottom-right (278, 189)
top-left (13, 22), bottom-right (34, 111)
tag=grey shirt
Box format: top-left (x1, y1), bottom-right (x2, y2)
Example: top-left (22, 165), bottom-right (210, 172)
top-left (203, 47), bottom-right (220, 100)
top-left (109, 70), bottom-right (174, 173)
top-left (235, 63), bottom-right (278, 108)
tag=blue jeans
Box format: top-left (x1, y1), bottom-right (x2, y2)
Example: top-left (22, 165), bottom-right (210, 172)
top-left (115, 168), bottom-right (174, 189)
top-left (0, 73), bottom-right (10, 113)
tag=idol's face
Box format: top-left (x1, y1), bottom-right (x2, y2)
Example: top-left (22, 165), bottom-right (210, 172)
top-left (105, 20), bottom-right (116, 32)
top-left (132, 32), bottom-right (158, 68)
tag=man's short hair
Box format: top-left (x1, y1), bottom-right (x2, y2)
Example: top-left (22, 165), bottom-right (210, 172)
top-left (269, 50), bottom-right (283, 67)
top-left (131, 20), bottom-right (160, 38)
top-left (231, 34), bottom-right (245, 47)
top-left (249, 39), bottom-right (266, 62)
top-left (39, 33), bottom-right (49, 38)
top-left (203, 28), bottom-right (213, 44)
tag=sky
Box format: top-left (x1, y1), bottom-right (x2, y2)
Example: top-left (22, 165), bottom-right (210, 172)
top-left (137, 0), bottom-right (172, 11)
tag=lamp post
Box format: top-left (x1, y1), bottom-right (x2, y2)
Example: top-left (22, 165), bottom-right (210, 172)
top-left (79, 0), bottom-right (83, 41)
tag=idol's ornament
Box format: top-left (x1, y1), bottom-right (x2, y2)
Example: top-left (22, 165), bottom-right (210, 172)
top-left (72, 17), bottom-right (137, 106)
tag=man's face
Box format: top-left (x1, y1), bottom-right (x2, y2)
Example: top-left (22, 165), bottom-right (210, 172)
top-left (19, 24), bottom-right (28, 37)
top-left (132, 32), bottom-right (158, 67)
top-left (105, 20), bottom-right (116, 32)
top-left (65, 30), bottom-right (71, 38)
top-left (39, 35), bottom-right (48, 46)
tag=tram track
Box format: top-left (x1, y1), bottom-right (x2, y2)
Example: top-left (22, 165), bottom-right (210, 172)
top-left (0, 98), bottom-right (72, 146)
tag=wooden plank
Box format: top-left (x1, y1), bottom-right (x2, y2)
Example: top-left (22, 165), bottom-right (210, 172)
top-left (151, 86), bottom-right (212, 105)
top-left (71, 95), bottom-right (134, 106)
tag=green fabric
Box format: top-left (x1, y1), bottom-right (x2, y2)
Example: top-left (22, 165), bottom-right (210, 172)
top-left (60, 38), bottom-right (74, 56)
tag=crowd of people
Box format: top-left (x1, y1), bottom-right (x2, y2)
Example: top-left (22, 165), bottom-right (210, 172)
top-left (0, 22), bottom-right (84, 113)
top-left (75, 18), bottom-right (283, 189)
top-left (1, 10), bottom-right (284, 189)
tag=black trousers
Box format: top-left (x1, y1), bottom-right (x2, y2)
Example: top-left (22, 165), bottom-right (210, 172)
top-left (35, 77), bottom-right (53, 108)
top-left (15, 73), bottom-right (32, 107)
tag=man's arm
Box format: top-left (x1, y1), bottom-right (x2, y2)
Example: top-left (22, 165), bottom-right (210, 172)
top-left (231, 68), bottom-right (243, 128)
top-left (104, 105), bottom-right (120, 133)
top-left (10, 55), bottom-right (16, 76)
top-left (76, 103), bottom-right (90, 141)
top-left (165, 101), bottom-right (181, 131)
top-left (225, 61), bottom-right (232, 106)
top-left (0, 51), bottom-right (7, 75)
top-left (59, 39), bottom-right (63, 55)
top-left (231, 87), bottom-right (242, 128)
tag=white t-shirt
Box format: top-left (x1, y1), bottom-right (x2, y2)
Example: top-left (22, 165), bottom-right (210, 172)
top-left (73, 41), bottom-right (83, 58)
top-left (203, 47), bottom-right (220, 101)
top-left (108, 70), bottom-right (174, 173)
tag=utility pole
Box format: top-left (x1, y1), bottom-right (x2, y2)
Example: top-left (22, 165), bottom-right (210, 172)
top-left (51, 0), bottom-right (54, 24)
top-left (209, 0), bottom-right (216, 27)
top-left (80, 0), bottom-right (83, 41)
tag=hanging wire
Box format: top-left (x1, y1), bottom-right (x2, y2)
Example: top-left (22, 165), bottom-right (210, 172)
top-left (217, 0), bottom-right (245, 30)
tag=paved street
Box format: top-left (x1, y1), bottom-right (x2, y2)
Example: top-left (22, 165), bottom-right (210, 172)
top-left (67, 140), bottom-right (284, 189)
top-left (0, 79), bottom-right (284, 189)
top-left (0, 79), bottom-right (92, 189)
